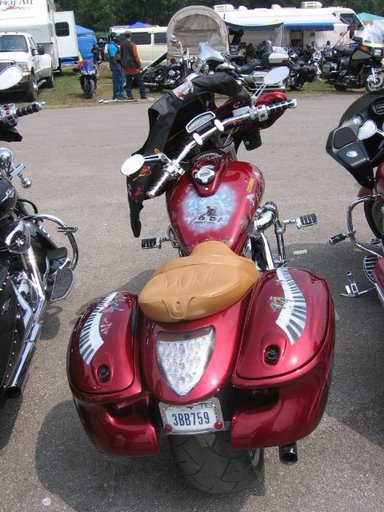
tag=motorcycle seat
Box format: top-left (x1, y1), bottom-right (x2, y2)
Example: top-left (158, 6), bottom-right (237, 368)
top-left (138, 241), bottom-right (259, 322)
top-left (234, 59), bottom-right (263, 73)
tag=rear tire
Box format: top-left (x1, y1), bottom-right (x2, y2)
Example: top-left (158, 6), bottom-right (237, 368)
top-left (25, 73), bottom-right (38, 101)
top-left (46, 69), bottom-right (55, 88)
top-left (169, 432), bottom-right (264, 494)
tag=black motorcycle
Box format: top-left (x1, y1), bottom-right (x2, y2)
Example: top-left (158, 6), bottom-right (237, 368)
top-left (143, 37), bottom-right (194, 92)
top-left (320, 34), bottom-right (384, 92)
top-left (286, 46), bottom-right (317, 91)
top-left (0, 65), bottom-right (78, 405)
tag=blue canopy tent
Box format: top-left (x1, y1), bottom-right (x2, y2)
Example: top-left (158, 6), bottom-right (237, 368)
top-left (129, 21), bottom-right (152, 28)
top-left (76, 24), bottom-right (97, 60)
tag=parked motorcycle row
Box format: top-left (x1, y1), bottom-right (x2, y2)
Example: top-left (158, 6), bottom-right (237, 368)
top-left (143, 37), bottom-right (319, 94)
top-left (318, 33), bottom-right (384, 92)
top-left (143, 29), bottom-right (384, 96)
top-left (0, 36), bottom-right (383, 496)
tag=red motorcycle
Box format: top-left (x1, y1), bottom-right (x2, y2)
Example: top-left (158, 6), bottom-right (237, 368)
top-left (67, 67), bottom-right (335, 494)
top-left (327, 92), bottom-right (384, 304)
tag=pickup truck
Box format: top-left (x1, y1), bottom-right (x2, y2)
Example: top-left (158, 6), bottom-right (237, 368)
top-left (0, 32), bottom-right (54, 101)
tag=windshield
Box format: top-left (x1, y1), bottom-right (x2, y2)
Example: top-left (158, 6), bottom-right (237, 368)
top-left (361, 24), bottom-right (384, 45)
top-left (0, 35), bottom-right (28, 53)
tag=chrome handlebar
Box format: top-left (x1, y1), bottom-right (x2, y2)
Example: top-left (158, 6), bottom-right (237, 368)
top-left (146, 98), bottom-right (297, 198)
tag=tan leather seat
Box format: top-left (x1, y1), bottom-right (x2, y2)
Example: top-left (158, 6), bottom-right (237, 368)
top-left (138, 241), bottom-right (260, 322)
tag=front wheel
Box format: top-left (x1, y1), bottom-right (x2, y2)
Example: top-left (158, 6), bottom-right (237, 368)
top-left (365, 73), bottom-right (384, 93)
top-left (364, 195), bottom-right (384, 239)
top-left (168, 432), bottom-right (264, 494)
top-left (84, 79), bottom-right (95, 99)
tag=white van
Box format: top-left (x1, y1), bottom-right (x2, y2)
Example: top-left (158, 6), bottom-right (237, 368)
top-left (109, 26), bottom-right (167, 66)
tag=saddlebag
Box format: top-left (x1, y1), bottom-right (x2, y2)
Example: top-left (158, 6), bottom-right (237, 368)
top-left (231, 267), bottom-right (335, 449)
top-left (0, 266), bottom-right (25, 396)
top-left (67, 291), bottom-right (160, 456)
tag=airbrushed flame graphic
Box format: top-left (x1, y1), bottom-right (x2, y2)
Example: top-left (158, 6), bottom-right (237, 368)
top-left (275, 268), bottom-right (307, 345)
top-left (79, 292), bottom-right (118, 364)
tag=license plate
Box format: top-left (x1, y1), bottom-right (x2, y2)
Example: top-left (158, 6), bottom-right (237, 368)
top-left (159, 398), bottom-right (224, 434)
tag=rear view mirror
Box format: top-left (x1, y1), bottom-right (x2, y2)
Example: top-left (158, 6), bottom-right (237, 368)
top-left (121, 154), bottom-right (145, 177)
top-left (264, 66), bottom-right (289, 85)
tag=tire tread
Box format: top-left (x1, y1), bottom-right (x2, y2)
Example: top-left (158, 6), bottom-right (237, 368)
top-left (169, 432), bottom-right (263, 494)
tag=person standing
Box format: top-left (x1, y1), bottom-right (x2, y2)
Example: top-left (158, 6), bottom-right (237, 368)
top-left (107, 33), bottom-right (125, 100)
top-left (120, 30), bottom-right (148, 100)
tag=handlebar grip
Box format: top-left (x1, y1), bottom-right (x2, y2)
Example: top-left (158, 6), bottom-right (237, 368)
top-left (266, 98), bottom-right (297, 114)
top-left (15, 102), bottom-right (43, 117)
top-left (147, 170), bottom-right (171, 198)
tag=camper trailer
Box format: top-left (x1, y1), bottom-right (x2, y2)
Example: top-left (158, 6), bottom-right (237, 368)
top-left (54, 10), bottom-right (80, 66)
top-left (0, 0), bottom-right (78, 70)
top-left (213, 2), bottom-right (364, 48)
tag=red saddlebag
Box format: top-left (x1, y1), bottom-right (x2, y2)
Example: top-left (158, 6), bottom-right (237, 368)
top-left (231, 267), bottom-right (335, 449)
top-left (67, 291), bottom-right (160, 456)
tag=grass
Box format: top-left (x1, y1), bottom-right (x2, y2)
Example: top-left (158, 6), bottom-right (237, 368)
top-left (0, 63), bottom-right (128, 108)
top-left (0, 62), bottom-right (358, 109)
top-left (36, 63), bottom-right (121, 107)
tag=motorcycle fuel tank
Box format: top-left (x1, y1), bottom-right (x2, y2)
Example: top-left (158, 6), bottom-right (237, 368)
top-left (167, 152), bottom-right (264, 254)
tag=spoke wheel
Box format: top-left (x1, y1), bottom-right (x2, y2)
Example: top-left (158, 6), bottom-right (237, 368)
top-left (365, 74), bottom-right (384, 93)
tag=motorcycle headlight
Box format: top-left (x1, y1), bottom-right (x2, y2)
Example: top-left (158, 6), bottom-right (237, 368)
top-left (156, 326), bottom-right (215, 396)
top-left (15, 62), bottom-right (29, 73)
top-left (373, 49), bottom-right (383, 57)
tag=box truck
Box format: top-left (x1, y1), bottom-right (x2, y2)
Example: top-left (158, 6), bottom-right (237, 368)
top-left (0, 0), bottom-right (79, 70)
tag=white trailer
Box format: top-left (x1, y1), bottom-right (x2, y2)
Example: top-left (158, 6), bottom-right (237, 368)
top-left (213, 2), bottom-right (365, 48)
top-left (53, 10), bottom-right (79, 65)
top-left (0, 0), bottom-right (78, 70)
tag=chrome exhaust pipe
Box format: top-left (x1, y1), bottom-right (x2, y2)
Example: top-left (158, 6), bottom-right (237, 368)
top-left (279, 443), bottom-right (298, 465)
top-left (6, 322), bottom-right (41, 398)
